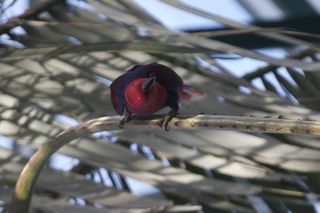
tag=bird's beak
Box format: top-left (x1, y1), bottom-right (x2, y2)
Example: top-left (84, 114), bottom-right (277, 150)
top-left (142, 76), bottom-right (156, 91)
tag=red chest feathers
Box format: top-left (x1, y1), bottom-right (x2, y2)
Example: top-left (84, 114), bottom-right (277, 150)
top-left (124, 78), bottom-right (167, 114)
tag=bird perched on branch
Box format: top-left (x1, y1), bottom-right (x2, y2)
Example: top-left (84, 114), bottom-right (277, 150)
top-left (110, 62), bottom-right (204, 130)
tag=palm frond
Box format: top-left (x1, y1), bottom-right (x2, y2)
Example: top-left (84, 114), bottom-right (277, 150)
top-left (1, 0), bottom-right (320, 212)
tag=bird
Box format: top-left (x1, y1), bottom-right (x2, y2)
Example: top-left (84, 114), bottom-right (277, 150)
top-left (110, 62), bottom-right (204, 130)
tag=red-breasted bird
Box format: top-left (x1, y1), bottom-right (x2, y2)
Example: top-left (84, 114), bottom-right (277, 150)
top-left (110, 62), bottom-right (204, 130)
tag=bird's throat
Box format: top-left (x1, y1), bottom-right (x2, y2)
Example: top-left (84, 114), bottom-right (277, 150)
top-left (125, 80), bottom-right (167, 114)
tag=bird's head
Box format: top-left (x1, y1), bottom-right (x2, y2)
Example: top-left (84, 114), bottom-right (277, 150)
top-left (125, 77), bottom-right (167, 114)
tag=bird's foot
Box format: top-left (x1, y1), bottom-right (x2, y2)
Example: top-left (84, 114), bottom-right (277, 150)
top-left (159, 109), bottom-right (178, 131)
top-left (118, 109), bottom-right (132, 128)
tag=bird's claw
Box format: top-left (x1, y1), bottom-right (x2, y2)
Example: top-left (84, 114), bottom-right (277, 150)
top-left (159, 117), bottom-right (171, 131)
top-left (118, 121), bottom-right (124, 129)
top-left (159, 109), bottom-right (178, 131)
top-left (118, 108), bottom-right (132, 129)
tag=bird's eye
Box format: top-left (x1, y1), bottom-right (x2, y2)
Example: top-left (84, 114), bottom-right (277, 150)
top-left (131, 83), bottom-right (135, 86)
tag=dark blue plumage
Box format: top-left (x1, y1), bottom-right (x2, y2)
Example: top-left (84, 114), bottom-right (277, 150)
top-left (110, 62), bottom-right (203, 130)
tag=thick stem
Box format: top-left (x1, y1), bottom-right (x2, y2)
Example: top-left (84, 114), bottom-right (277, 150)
top-left (9, 114), bottom-right (320, 212)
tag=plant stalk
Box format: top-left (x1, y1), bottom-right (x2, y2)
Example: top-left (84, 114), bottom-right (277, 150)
top-left (10, 114), bottom-right (320, 212)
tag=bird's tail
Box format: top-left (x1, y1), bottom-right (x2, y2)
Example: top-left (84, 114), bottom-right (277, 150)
top-left (179, 85), bottom-right (204, 101)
